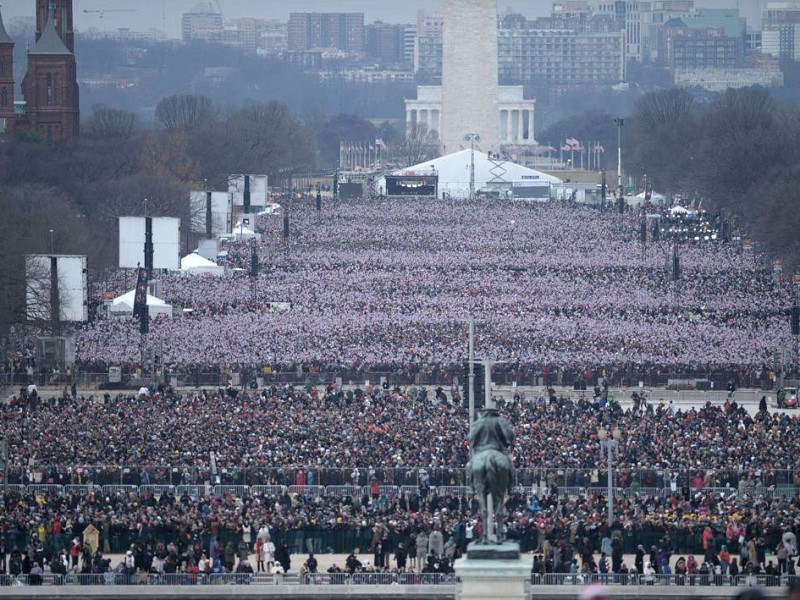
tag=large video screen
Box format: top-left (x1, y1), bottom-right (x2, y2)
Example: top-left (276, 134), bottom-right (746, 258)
top-left (386, 176), bottom-right (438, 197)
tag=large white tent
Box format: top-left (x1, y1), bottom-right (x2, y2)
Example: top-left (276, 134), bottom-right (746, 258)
top-left (110, 290), bottom-right (173, 319)
top-left (180, 252), bottom-right (225, 276)
top-left (378, 149), bottom-right (562, 199)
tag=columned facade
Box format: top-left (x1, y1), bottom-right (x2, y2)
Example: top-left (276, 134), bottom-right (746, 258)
top-left (406, 85), bottom-right (536, 149)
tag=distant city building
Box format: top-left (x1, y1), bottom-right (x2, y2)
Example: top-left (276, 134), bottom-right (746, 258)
top-left (762, 1), bottom-right (800, 61)
top-left (287, 12), bottom-right (364, 55)
top-left (674, 65), bottom-right (784, 90)
top-left (668, 26), bottom-right (743, 69)
top-left (81, 28), bottom-right (167, 44)
top-left (182, 2), bottom-right (224, 43)
top-left (258, 20), bottom-right (288, 55)
top-left (498, 28), bottom-right (626, 85)
top-left (365, 21), bottom-right (407, 65)
top-left (593, 1), bottom-right (646, 62)
top-left (415, 10), bottom-right (444, 77)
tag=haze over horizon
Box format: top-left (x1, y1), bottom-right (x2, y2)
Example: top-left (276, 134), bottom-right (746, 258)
top-left (2, 0), bottom-right (764, 37)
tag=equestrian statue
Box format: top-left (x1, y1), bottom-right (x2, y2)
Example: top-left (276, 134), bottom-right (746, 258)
top-left (466, 406), bottom-right (515, 545)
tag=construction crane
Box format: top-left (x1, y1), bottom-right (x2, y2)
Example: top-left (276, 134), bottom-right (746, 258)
top-left (83, 9), bottom-right (137, 21)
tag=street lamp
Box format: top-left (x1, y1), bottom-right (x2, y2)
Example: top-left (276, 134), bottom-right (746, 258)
top-left (463, 133), bottom-right (481, 200)
top-left (597, 426), bottom-right (622, 526)
top-left (613, 118), bottom-right (625, 212)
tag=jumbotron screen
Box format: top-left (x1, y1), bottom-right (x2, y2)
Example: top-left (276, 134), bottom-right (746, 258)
top-left (386, 175), bottom-right (438, 197)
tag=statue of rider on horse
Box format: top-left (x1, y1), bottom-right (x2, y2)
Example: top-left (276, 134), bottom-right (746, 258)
top-left (466, 406), bottom-right (515, 545)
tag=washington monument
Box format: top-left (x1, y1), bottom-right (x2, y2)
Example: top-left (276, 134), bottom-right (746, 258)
top-left (440, 0), bottom-right (500, 155)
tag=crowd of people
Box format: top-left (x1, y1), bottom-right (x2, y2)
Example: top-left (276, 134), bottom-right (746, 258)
top-left (64, 199), bottom-right (790, 376)
top-left (2, 197), bottom-right (799, 594)
top-left (2, 383), bottom-right (800, 578)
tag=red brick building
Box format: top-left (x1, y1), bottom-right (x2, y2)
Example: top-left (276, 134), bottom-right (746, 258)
top-left (1, 1), bottom-right (79, 142)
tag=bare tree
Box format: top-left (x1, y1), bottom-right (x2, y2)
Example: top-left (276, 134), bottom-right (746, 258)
top-left (634, 88), bottom-right (696, 130)
top-left (84, 104), bottom-right (137, 139)
top-left (396, 122), bottom-right (440, 167)
top-left (155, 94), bottom-right (216, 132)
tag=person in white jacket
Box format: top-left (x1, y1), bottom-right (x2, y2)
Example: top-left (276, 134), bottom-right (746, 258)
top-left (644, 562), bottom-right (656, 585)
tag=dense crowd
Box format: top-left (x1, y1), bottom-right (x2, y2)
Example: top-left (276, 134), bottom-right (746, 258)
top-left (69, 199), bottom-right (790, 374)
top-left (4, 382), bottom-right (800, 474)
top-left (2, 384), bottom-right (800, 572)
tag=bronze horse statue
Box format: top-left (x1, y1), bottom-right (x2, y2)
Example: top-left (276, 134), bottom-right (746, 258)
top-left (466, 408), bottom-right (515, 545)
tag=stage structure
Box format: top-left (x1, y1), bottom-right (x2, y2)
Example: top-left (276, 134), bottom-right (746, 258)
top-left (118, 217), bottom-right (180, 271)
top-left (385, 174), bottom-right (439, 198)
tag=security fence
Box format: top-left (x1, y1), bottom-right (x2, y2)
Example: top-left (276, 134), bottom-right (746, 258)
top-left (5, 464), bottom-right (798, 493)
top-left (2, 571), bottom-right (799, 588)
top-left (4, 365), bottom-right (776, 392)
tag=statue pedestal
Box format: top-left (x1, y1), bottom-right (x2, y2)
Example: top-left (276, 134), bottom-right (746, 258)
top-left (455, 542), bottom-right (531, 600)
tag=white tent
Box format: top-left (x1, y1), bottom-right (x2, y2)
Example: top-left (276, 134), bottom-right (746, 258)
top-left (180, 252), bottom-right (225, 276)
top-left (232, 223), bottom-right (260, 241)
top-left (110, 289), bottom-right (173, 319)
top-left (378, 149), bottom-right (562, 199)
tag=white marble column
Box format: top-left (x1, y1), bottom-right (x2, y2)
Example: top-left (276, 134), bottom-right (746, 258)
top-left (517, 108), bottom-right (524, 141)
top-left (528, 109), bottom-right (536, 143)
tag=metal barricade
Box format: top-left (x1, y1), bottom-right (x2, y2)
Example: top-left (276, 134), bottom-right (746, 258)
top-left (176, 484), bottom-right (210, 498)
top-left (436, 486), bottom-right (470, 497)
top-left (306, 572), bottom-right (457, 586)
top-left (326, 485), bottom-right (363, 498)
top-left (362, 485), bottom-right (399, 498)
top-left (2, 484), bottom-right (27, 495)
top-left (399, 485), bottom-right (424, 496)
top-left (208, 573), bottom-right (254, 585)
top-left (27, 484), bottom-right (64, 496)
top-left (622, 487), bottom-right (664, 497)
top-left (101, 484), bottom-right (139, 496)
top-left (560, 486), bottom-right (587, 498)
top-left (139, 485), bottom-right (175, 498)
top-left (251, 485), bottom-right (288, 496)
top-left (64, 484), bottom-right (100, 496)
top-left (213, 485), bottom-right (251, 497)
top-left (146, 573), bottom-right (203, 585)
top-left (289, 485), bottom-right (325, 496)
top-left (1, 574), bottom-right (63, 586)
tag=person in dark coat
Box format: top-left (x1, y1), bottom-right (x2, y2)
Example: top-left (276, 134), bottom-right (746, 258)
top-left (275, 542), bottom-right (291, 574)
top-left (395, 543), bottom-right (408, 571)
top-left (635, 545), bottom-right (645, 574)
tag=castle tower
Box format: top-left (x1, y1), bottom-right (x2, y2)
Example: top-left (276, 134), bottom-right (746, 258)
top-left (0, 6), bottom-right (15, 136)
top-left (37, 0), bottom-right (74, 53)
top-left (440, 0), bottom-right (499, 154)
top-left (22, 10), bottom-right (79, 142)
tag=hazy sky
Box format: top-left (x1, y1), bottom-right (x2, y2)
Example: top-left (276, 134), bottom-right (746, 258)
top-left (2, 0), bottom-right (763, 37)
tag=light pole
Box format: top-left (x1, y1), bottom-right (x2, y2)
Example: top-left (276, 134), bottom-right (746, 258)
top-left (613, 118), bottom-right (625, 211)
top-left (597, 426), bottom-right (621, 526)
top-left (463, 133), bottom-right (481, 200)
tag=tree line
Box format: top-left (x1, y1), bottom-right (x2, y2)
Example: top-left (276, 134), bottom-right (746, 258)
top-left (0, 94), bottom-right (399, 346)
top-left (623, 86), bottom-right (800, 269)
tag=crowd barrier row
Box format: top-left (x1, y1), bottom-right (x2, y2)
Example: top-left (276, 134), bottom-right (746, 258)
top-left (1, 481), bottom-right (793, 501)
top-left (3, 571), bottom-right (799, 588)
top-left (532, 573), bottom-right (797, 588)
top-left (3, 367), bottom-right (777, 393)
top-left (6, 464), bottom-right (799, 490)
